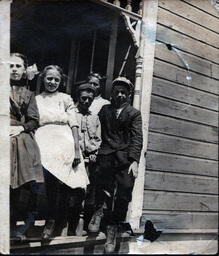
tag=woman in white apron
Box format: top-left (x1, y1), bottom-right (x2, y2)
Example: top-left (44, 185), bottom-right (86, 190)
top-left (35, 65), bottom-right (89, 239)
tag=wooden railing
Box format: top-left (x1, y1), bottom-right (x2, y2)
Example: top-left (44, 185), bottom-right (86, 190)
top-left (91, 0), bottom-right (143, 20)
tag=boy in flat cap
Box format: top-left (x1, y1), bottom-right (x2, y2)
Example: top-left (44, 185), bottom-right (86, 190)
top-left (88, 77), bottom-right (143, 252)
top-left (74, 83), bottom-right (102, 234)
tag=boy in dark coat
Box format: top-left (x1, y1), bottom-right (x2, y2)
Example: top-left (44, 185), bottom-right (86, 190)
top-left (88, 77), bottom-right (143, 253)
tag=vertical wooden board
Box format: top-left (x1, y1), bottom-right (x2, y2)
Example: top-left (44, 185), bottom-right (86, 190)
top-left (105, 13), bottom-right (118, 97)
top-left (146, 151), bottom-right (218, 177)
top-left (155, 44), bottom-right (219, 80)
top-left (0, 115), bottom-right (10, 181)
top-left (152, 77), bottom-right (219, 111)
top-left (147, 132), bottom-right (218, 160)
top-left (158, 7), bottom-right (219, 47)
top-left (182, 0), bottom-right (219, 18)
top-left (150, 95), bottom-right (218, 126)
top-left (141, 211), bottom-right (218, 229)
top-left (0, 1), bottom-right (10, 254)
top-left (159, 0), bottom-right (219, 33)
top-left (144, 171), bottom-right (218, 194)
top-left (149, 114), bottom-right (218, 143)
top-left (128, 0), bottom-right (159, 230)
top-left (143, 191), bottom-right (218, 211)
top-left (156, 24), bottom-right (219, 64)
top-left (67, 39), bottom-right (77, 94)
top-left (154, 60), bottom-right (219, 95)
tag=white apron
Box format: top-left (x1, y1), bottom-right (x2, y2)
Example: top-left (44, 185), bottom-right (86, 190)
top-left (35, 92), bottom-right (89, 189)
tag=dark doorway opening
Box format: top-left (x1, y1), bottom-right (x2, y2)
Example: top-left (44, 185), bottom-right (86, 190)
top-left (11, 0), bottom-right (137, 100)
top-left (10, 0), bottom-right (137, 222)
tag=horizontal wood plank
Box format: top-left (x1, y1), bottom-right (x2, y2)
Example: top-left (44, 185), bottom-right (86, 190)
top-left (159, 0), bottom-right (219, 33)
top-left (149, 114), bottom-right (218, 143)
top-left (147, 132), bottom-right (218, 160)
top-left (156, 24), bottom-right (219, 64)
top-left (141, 210), bottom-right (218, 229)
top-left (158, 7), bottom-right (219, 48)
top-left (143, 190), bottom-right (218, 211)
top-left (182, 0), bottom-right (219, 18)
top-left (150, 95), bottom-right (218, 127)
top-left (146, 151), bottom-right (218, 177)
top-left (155, 43), bottom-right (219, 80)
top-left (212, 63), bottom-right (219, 81)
top-left (154, 60), bottom-right (219, 95)
top-left (144, 170), bottom-right (218, 194)
top-left (152, 77), bottom-right (219, 111)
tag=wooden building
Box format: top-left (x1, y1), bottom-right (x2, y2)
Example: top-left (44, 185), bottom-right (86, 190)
top-left (0, 1), bottom-right (218, 252)
top-left (141, 0), bottom-right (218, 231)
top-left (10, 0), bottom-right (219, 231)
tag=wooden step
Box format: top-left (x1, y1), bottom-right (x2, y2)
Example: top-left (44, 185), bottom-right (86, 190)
top-left (10, 221), bottom-right (218, 254)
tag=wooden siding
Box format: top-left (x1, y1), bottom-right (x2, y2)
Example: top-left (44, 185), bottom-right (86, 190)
top-left (143, 0), bottom-right (219, 229)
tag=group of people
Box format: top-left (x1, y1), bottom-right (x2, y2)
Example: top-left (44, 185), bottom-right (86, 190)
top-left (10, 52), bottom-right (143, 253)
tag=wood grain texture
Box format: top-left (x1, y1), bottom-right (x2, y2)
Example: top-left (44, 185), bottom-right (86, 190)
top-left (158, 7), bottom-right (219, 48)
top-left (157, 24), bottom-right (219, 64)
top-left (154, 60), bottom-right (219, 95)
top-left (159, 0), bottom-right (219, 33)
top-left (143, 0), bottom-right (219, 231)
top-left (155, 43), bottom-right (219, 80)
top-left (146, 151), bottom-right (218, 177)
top-left (182, 0), bottom-right (219, 18)
top-left (147, 132), bottom-right (218, 160)
top-left (144, 170), bottom-right (218, 194)
top-left (141, 210), bottom-right (218, 229)
top-left (152, 77), bottom-right (219, 111)
top-left (150, 95), bottom-right (218, 127)
top-left (143, 190), bottom-right (218, 211)
top-left (149, 114), bottom-right (218, 143)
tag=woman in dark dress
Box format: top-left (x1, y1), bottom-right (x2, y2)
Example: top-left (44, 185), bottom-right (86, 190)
top-left (10, 53), bottom-right (44, 240)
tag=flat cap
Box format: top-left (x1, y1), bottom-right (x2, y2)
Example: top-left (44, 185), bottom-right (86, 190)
top-left (78, 83), bottom-right (95, 93)
top-left (112, 77), bottom-right (134, 92)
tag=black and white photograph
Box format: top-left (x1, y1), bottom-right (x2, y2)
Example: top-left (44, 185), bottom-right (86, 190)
top-left (0, 0), bottom-right (218, 254)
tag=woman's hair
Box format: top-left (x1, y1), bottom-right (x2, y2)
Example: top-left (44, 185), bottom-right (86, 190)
top-left (40, 65), bottom-right (65, 92)
top-left (10, 53), bottom-right (28, 68)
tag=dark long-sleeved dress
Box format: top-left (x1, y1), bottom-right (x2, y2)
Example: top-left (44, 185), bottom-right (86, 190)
top-left (10, 85), bottom-right (44, 189)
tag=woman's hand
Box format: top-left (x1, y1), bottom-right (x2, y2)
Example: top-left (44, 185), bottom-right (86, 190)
top-left (72, 149), bottom-right (81, 168)
top-left (71, 126), bottom-right (81, 168)
top-left (10, 126), bottom-right (24, 137)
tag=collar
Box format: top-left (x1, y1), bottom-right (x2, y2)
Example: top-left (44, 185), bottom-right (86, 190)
top-left (114, 102), bottom-right (129, 110)
top-left (76, 106), bottom-right (92, 116)
top-left (94, 95), bottom-right (103, 100)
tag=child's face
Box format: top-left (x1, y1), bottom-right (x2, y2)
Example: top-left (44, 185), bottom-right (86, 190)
top-left (44, 69), bottom-right (61, 93)
top-left (112, 85), bottom-right (130, 107)
top-left (10, 56), bottom-right (26, 81)
top-left (89, 76), bottom-right (100, 96)
top-left (78, 90), bottom-right (94, 111)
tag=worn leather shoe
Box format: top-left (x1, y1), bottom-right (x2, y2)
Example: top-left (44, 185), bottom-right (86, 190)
top-left (88, 207), bottom-right (103, 233)
top-left (42, 219), bottom-right (55, 240)
top-left (104, 225), bottom-right (118, 253)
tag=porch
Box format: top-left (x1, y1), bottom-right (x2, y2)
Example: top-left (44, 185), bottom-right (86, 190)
top-left (10, 220), bottom-right (218, 254)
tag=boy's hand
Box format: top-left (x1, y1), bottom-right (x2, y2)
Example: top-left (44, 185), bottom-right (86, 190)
top-left (128, 161), bottom-right (138, 178)
top-left (89, 154), bottom-right (97, 162)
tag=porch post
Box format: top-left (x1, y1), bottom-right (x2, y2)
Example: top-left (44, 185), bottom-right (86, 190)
top-left (0, 0), bottom-right (11, 253)
top-left (105, 12), bottom-right (118, 98)
top-left (127, 0), bottom-right (158, 229)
